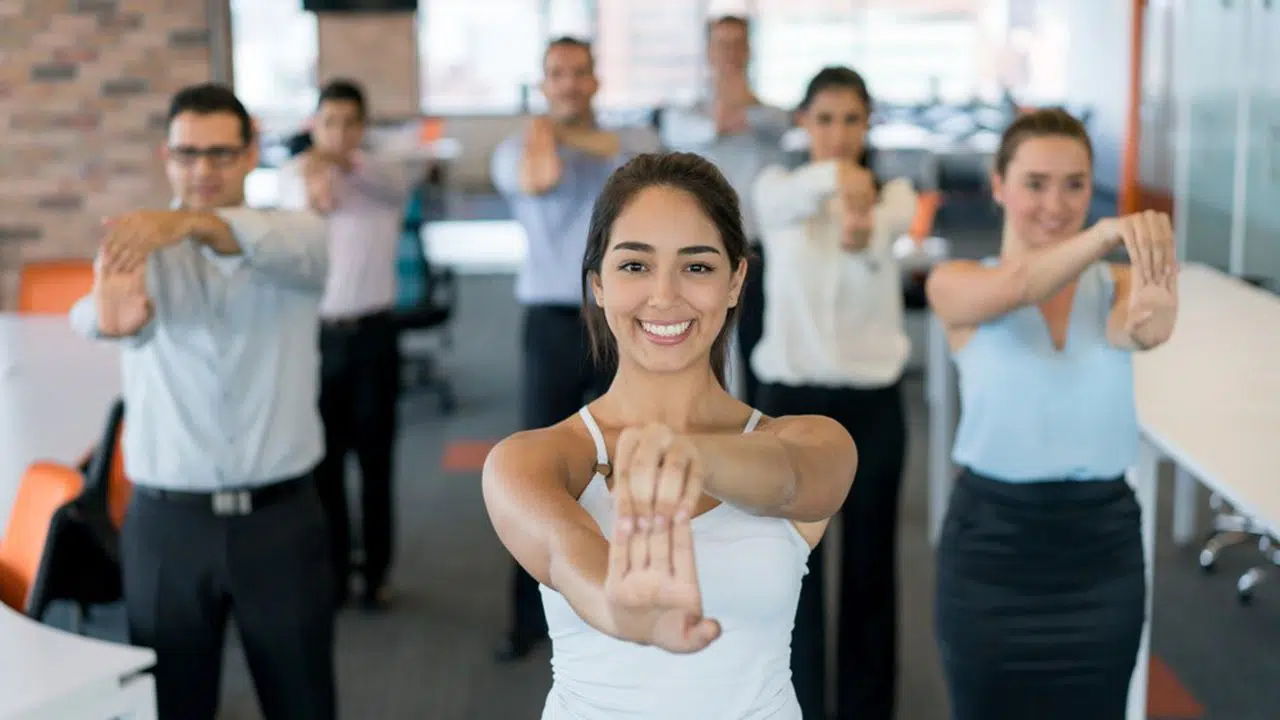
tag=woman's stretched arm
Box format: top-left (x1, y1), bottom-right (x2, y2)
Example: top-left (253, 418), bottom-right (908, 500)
top-left (482, 430), bottom-right (618, 638)
top-left (690, 415), bottom-right (857, 523)
top-left (926, 220), bottom-right (1119, 329)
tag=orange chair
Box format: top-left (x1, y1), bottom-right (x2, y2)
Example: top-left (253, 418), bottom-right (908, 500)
top-left (0, 462), bottom-right (85, 613)
top-left (909, 191), bottom-right (942, 243)
top-left (105, 419), bottom-right (132, 530)
top-left (18, 259), bottom-right (94, 314)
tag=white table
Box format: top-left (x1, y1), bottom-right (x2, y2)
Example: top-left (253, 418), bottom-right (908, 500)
top-left (0, 602), bottom-right (155, 719)
top-left (421, 219), bottom-right (527, 275)
top-left (924, 263), bottom-right (1280, 720)
top-left (0, 315), bottom-right (122, 536)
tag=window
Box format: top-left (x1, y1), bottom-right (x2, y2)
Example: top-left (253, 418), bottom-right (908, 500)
top-left (548, 0), bottom-right (595, 38)
top-left (230, 0), bottom-right (318, 136)
top-left (753, 0), bottom-right (862, 109)
top-left (594, 0), bottom-right (707, 110)
top-left (418, 0), bottom-right (706, 115)
top-left (752, 0), bottom-right (989, 109)
top-left (419, 0), bottom-right (545, 113)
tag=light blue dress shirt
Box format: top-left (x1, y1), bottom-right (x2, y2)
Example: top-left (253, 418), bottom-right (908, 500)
top-left (69, 207), bottom-right (330, 491)
top-left (660, 102), bottom-right (791, 241)
top-left (490, 126), bottom-right (661, 307)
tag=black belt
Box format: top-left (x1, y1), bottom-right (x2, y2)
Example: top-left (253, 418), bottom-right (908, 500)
top-left (525, 304), bottom-right (582, 319)
top-left (133, 474), bottom-right (311, 517)
top-left (321, 308), bottom-right (394, 331)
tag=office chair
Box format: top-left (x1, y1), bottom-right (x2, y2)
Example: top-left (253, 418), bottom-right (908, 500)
top-left (22, 399), bottom-right (133, 633)
top-left (1198, 492), bottom-right (1277, 604)
top-left (1199, 493), bottom-right (1267, 572)
top-left (395, 180), bottom-right (458, 414)
top-left (78, 398), bottom-right (130, 546)
top-left (0, 461), bottom-right (92, 620)
top-left (18, 259), bottom-right (95, 314)
top-left (1236, 532), bottom-right (1279, 604)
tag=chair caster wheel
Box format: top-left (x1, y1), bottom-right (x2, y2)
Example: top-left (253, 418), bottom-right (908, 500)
top-left (1237, 568), bottom-right (1264, 605)
top-left (1199, 548), bottom-right (1217, 573)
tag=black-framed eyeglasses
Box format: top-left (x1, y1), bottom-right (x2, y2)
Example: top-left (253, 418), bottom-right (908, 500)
top-left (168, 145), bottom-right (247, 168)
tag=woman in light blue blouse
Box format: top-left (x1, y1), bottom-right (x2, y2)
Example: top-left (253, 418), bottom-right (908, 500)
top-left (926, 108), bottom-right (1179, 719)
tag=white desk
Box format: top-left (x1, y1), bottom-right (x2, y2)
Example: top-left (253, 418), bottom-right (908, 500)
top-left (0, 602), bottom-right (155, 719)
top-left (924, 263), bottom-right (1280, 720)
top-left (0, 315), bottom-right (122, 536)
top-left (421, 219), bottom-right (527, 274)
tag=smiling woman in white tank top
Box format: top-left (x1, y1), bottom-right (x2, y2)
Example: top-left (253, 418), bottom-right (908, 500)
top-left (482, 152), bottom-right (858, 719)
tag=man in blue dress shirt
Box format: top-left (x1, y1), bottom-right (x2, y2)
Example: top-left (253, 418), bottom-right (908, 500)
top-left (489, 36), bottom-right (660, 661)
top-left (69, 84), bottom-right (334, 720)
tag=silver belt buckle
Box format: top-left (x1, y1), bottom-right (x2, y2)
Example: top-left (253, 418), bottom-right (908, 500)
top-left (212, 490), bottom-right (253, 516)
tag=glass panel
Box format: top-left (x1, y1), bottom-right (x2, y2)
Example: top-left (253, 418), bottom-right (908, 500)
top-left (753, 0), bottom-right (861, 110)
top-left (418, 0), bottom-right (544, 114)
top-left (594, 0), bottom-right (706, 110)
top-left (1180, 0), bottom-right (1241, 271)
top-left (1239, 0), bottom-right (1280, 290)
top-left (230, 0), bottom-right (318, 136)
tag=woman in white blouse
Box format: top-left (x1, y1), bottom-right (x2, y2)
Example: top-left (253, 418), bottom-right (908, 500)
top-left (751, 65), bottom-right (917, 720)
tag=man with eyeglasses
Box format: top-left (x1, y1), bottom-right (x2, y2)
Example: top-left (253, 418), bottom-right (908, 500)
top-left (69, 83), bottom-right (336, 720)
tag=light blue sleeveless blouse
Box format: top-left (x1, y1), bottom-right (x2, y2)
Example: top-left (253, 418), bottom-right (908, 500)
top-left (950, 261), bottom-right (1138, 482)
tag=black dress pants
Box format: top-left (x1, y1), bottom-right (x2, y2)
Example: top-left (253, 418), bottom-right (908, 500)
top-left (736, 242), bottom-right (766, 405)
top-left (757, 381), bottom-right (907, 720)
top-left (315, 310), bottom-right (401, 599)
top-left (507, 305), bottom-right (612, 642)
top-left (121, 476), bottom-right (337, 720)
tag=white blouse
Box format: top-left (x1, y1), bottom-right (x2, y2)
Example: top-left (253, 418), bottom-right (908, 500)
top-left (750, 161), bottom-right (919, 389)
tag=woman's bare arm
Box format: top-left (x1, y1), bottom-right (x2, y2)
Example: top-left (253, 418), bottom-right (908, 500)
top-left (926, 221), bottom-right (1118, 329)
top-left (690, 415), bottom-right (857, 523)
top-left (481, 430), bottom-right (620, 639)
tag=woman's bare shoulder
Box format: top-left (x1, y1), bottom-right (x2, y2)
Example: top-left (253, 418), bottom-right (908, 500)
top-left (484, 416), bottom-right (599, 497)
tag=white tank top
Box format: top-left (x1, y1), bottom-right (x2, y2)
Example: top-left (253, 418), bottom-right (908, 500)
top-left (539, 406), bottom-right (811, 720)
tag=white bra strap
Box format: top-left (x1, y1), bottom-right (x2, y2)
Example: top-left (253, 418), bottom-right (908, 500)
top-left (742, 408), bottom-right (763, 433)
top-left (578, 406), bottom-right (610, 466)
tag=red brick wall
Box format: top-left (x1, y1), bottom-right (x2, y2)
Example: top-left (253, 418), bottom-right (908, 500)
top-left (0, 0), bottom-right (214, 308)
top-left (317, 13), bottom-right (420, 121)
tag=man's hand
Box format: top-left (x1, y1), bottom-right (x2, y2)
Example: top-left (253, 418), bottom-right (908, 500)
top-left (300, 151), bottom-right (339, 213)
top-left (93, 252), bottom-right (152, 338)
top-left (101, 210), bottom-right (196, 274)
top-left (713, 73), bottom-right (752, 136)
top-left (520, 116), bottom-right (563, 194)
top-left (312, 147), bottom-right (356, 174)
top-left (554, 121), bottom-right (623, 160)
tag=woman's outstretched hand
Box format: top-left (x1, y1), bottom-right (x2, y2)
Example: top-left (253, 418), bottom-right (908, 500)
top-left (604, 423), bottom-right (720, 653)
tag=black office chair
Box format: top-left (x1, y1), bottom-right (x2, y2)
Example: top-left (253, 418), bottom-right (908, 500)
top-left (395, 182), bottom-right (458, 415)
top-left (30, 399), bottom-right (131, 631)
top-left (75, 398), bottom-right (126, 564)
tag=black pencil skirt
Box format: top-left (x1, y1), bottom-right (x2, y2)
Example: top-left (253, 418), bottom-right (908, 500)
top-left (935, 469), bottom-right (1146, 720)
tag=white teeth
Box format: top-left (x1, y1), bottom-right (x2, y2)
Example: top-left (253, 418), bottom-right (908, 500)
top-left (641, 320), bottom-right (692, 337)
